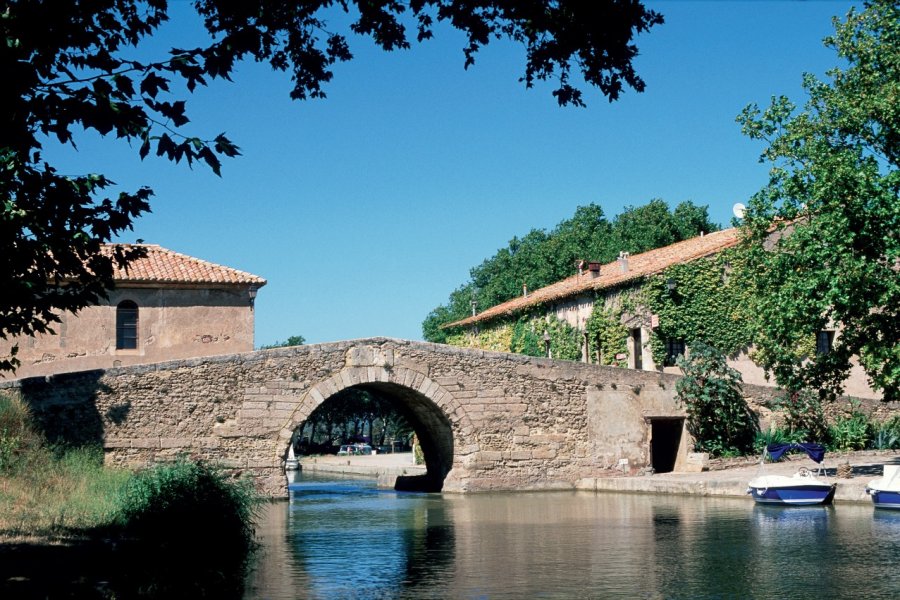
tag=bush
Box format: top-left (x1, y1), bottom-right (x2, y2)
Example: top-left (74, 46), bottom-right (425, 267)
top-left (676, 341), bottom-right (758, 456)
top-left (773, 389), bottom-right (829, 443)
top-left (753, 427), bottom-right (789, 454)
top-left (871, 415), bottom-right (900, 450)
top-left (115, 460), bottom-right (259, 597)
top-left (0, 392), bottom-right (43, 475)
top-left (827, 402), bottom-right (873, 452)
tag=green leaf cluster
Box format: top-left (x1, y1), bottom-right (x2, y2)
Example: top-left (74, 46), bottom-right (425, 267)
top-left (584, 303), bottom-right (629, 367)
top-left (737, 0), bottom-right (900, 400)
top-left (675, 341), bottom-right (758, 456)
top-left (446, 313), bottom-right (582, 361)
top-left (644, 249), bottom-right (756, 366)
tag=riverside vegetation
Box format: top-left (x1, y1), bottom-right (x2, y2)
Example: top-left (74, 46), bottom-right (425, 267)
top-left (0, 391), bottom-right (259, 599)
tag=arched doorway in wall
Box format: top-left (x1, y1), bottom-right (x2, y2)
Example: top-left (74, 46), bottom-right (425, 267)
top-left (286, 382), bottom-right (455, 493)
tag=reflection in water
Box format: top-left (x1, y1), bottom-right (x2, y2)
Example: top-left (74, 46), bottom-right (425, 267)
top-left (245, 473), bottom-right (900, 599)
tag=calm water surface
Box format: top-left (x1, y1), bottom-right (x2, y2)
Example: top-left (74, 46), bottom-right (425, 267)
top-left (244, 473), bottom-right (900, 599)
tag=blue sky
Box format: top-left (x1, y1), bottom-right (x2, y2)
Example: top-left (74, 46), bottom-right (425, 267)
top-left (45, 1), bottom-right (853, 347)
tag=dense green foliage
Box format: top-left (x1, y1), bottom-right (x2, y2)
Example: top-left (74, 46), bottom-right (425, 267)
top-left (773, 389), bottom-right (829, 443)
top-left (115, 459), bottom-right (258, 596)
top-left (675, 342), bottom-right (758, 457)
top-left (584, 298), bottom-right (631, 367)
top-left (645, 249), bottom-right (755, 366)
top-left (445, 314), bottom-right (582, 361)
top-left (737, 0), bottom-right (900, 400)
top-left (0, 391), bottom-right (259, 597)
top-left (424, 200), bottom-right (719, 342)
top-left (3, 1), bottom-right (663, 374)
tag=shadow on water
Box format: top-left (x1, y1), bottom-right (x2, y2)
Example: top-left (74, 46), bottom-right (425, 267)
top-left (0, 537), bottom-right (250, 599)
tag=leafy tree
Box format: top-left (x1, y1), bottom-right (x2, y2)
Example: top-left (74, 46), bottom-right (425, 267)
top-left (609, 198), bottom-right (714, 254)
top-left (2, 1), bottom-right (665, 372)
top-left (259, 334), bottom-right (306, 349)
top-left (676, 341), bottom-right (758, 457)
top-left (737, 1), bottom-right (900, 400)
top-left (423, 200), bottom-right (718, 341)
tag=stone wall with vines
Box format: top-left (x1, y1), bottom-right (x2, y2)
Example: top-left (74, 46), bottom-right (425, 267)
top-left (446, 314), bottom-right (582, 361)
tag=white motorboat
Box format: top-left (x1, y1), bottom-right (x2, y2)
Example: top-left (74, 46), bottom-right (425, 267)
top-left (866, 464), bottom-right (900, 510)
top-left (747, 443), bottom-right (836, 506)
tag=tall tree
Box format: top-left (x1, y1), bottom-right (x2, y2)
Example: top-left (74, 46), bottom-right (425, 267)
top-left (738, 0), bottom-right (900, 400)
top-left (2, 0), bottom-right (664, 372)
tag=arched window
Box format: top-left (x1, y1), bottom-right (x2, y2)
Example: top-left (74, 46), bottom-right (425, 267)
top-left (116, 300), bottom-right (138, 350)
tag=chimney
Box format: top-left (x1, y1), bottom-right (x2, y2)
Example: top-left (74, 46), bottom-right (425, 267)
top-left (618, 252), bottom-right (630, 273)
top-left (523, 282), bottom-right (528, 298)
top-left (588, 262), bottom-right (601, 278)
top-left (576, 260), bottom-right (585, 276)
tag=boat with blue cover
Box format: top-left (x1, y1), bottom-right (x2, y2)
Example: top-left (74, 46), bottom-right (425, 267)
top-left (866, 465), bottom-right (900, 510)
top-left (747, 443), bottom-right (836, 506)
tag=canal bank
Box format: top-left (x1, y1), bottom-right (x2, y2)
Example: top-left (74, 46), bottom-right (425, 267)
top-left (299, 450), bottom-right (900, 504)
top-left (581, 452), bottom-right (899, 504)
top-left (297, 451), bottom-right (426, 479)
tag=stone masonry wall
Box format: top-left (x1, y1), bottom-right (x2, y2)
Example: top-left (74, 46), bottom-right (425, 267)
top-left (2, 338), bottom-right (695, 497)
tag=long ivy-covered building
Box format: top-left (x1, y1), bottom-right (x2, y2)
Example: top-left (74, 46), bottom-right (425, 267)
top-left (442, 228), bottom-right (879, 399)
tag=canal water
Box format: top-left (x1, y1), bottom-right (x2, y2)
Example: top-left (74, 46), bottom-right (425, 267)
top-left (244, 473), bottom-right (900, 599)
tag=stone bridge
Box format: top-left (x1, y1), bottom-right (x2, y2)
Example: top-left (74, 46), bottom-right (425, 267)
top-left (2, 338), bottom-right (708, 496)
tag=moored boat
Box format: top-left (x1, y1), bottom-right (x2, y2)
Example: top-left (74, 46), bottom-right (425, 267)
top-left (747, 443), bottom-right (836, 506)
top-left (285, 444), bottom-right (300, 471)
top-left (866, 464), bottom-right (900, 510)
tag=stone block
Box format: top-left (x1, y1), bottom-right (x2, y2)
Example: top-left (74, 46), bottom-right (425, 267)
top-left (241, 401), bottom-right (269, 410)
top-left (531, 448), bottom-right (557, 460)
top-left (506, 451), bottom-right (533, 461)
top-left (239, 408), bottom-right (267, 419)
top-left (160, 437), bottom-right (190, 449)
top-left (683, 452), bottom-right (709, 472)
top-left (477, 451), bottom-right (502, 462)
top-left (131, 437), bottom-right (160, 449)
top-left (103, 437), bottom-right (131, 448)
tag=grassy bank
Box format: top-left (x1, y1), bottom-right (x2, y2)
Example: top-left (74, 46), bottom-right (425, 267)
top-left (0, 391), bottom-right (259, 598)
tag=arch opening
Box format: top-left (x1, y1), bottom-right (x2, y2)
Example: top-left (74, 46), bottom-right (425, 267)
top-left (287, 382), bottom-right (454, 493)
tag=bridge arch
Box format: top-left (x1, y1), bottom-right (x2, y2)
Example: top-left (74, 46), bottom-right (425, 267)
top-left (275, 364), bottom-right (476, 492)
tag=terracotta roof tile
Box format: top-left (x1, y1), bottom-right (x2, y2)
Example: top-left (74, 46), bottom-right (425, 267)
top-left (445, 228), bottom-right (741, 328)
top-left (102, 244), bottom-right (267, 286)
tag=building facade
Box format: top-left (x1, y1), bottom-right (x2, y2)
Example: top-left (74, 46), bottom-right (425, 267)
top-left (444, 228), bottom-right (880, 400)
top-left (0, 245), bottom-right (265, 379)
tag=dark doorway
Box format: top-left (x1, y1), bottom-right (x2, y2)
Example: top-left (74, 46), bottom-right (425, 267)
top-left (650, 418), bottom-right (683, 474)
top-left (631, 328), bottom-right (643, 370)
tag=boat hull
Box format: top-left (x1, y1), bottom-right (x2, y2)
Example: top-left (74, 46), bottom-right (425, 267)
top-left (867, 489), bottom-right (900, 510)
top-left (748, 483), bottom-right (836, 506)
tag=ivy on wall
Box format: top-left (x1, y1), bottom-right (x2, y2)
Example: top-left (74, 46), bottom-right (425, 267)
top-left (445, 322), bottom-right (514, 353)
top-left (448, 247), bottom-right (771, 373)
top-left (446, 314), bottom-right (582, 361)
top-left (644, 249), bottom-right (756, 366)
top-left (584, 303), bottom-right (629, 367)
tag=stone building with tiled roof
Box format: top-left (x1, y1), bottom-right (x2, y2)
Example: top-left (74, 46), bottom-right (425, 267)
top-left (444, 228), bottom-right (879, 399)
top-left (446, 228), bottom-right (742, 332)
top-left (1, 245), bottom-right (266, 379)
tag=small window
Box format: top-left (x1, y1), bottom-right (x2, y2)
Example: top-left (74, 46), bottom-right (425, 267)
top-left (816, 330), bottom-right (834, 355)
top-left (664, 339), bottom-right (686, 367)
top-left (116, 300), bottom-right (138, 350)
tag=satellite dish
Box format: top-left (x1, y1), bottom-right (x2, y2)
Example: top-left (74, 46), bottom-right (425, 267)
top-left (732, 203), bottom-right (746, 219)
